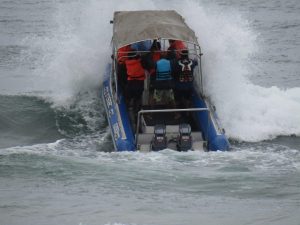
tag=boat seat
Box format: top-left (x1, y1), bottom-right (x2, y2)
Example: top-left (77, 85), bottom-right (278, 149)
top-left (142, 124), bottom-right (180, 134)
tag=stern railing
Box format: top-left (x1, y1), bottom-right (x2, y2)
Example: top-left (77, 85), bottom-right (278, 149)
top-left (135, 107), bottom-right (210, 148)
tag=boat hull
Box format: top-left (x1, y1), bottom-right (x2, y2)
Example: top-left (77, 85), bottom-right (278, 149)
top-left (102, 63), bottom-right (229, 151)
top-left (102, 64), bottom-right (135, 151)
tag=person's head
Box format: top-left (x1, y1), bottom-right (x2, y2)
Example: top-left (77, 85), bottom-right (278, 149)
top-left (151, 40), bottom-right (161, 51)
top-left (169, 39), bottom-right (175, 43)
top-left (180, 49), bottom-right (189, 59)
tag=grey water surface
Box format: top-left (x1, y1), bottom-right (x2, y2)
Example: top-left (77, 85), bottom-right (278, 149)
top-left (0, 0), bottom-right (300, 225)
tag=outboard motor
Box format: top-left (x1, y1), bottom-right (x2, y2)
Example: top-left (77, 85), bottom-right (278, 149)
top-left (151, 124), bottom-right (167, 151)
top-left (177, 123), bottom-right (192, 151)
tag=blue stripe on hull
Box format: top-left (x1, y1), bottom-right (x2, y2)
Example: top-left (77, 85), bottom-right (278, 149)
top-left (192, 90), bottom-right (230, 151)
top-left (102, 64), bottom-right (136, 151)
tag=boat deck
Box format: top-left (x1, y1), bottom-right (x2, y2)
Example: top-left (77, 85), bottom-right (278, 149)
top-left (141, 106), bottom-right (199, 130)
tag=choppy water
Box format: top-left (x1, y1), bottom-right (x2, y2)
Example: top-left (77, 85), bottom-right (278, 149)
top-left (0, 0), bottom-right (300, 225)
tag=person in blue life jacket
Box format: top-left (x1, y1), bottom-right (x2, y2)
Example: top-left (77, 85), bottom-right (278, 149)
top-left (173, 49), bottom-right (198, 107)
top-left (149, 57), bottom-right (180, 119)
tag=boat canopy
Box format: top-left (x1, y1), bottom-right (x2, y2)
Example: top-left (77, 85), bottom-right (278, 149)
top-left (112, 10), bottom-right (199, 50)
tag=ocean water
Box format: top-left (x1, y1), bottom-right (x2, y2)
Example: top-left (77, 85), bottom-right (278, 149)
top-left (0, 0), bottom-right (300, 225)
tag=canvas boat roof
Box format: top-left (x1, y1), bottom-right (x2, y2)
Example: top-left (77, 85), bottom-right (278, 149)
top-left (112, 10), bottom-right (199, 50)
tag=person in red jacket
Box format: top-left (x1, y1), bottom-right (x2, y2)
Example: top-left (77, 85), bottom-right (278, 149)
top-left (167, 39), bottom-right (187, 59)
top-left (117, 45), bottom-right (133, 91)
top-left (125, 51), bottom-right (146, 108)
top-left (117, 45), bottom-right (133, 64)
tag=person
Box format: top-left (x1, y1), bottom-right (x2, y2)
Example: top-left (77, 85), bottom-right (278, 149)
top-left (124, 51), bottom-right (146, 109)
top-left (117, 45), bottom-right (133, 91)
top-left (117, 45), bottom-right (133, 64)
top-left (167, 39), bottom-right (187, 60)
top-left (139, 40), bottom-right (162, 76)
top-left (150, 57), bottom-right (178, 117)
top-left (173, 49), bottom-right (198, 107)
top-left (135, 40), bottom-right (162, 107)
top-left (151, 40), bottom-right (162, 63)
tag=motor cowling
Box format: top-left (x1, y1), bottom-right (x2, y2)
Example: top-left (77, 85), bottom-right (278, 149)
top-left (177, 123), bottom-right (192, 151)
top-left (151, 124), bottom-right (167, 151)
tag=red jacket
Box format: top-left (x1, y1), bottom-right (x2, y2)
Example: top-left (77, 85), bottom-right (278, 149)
top-left (117, 45), bottom-right (133, 64)
top-left (152, 52), bottom-right (161, 63)
top-left (125, 58), bottom-right (145, 80)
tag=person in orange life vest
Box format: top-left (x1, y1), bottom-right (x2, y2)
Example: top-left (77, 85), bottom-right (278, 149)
top-left (167, 39), bottom-right (187, 60)
top-left (173, 49), bottom-right (198, 107)
top-left (116, 45), bottom-right (134, 91)
top-left (117, 45), bottom-right (133, 64)
top-left (125, 51), bottom-right (146, 106)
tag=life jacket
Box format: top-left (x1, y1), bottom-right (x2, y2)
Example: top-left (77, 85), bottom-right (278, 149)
top-left (156, 59), bottom-right (172, 81)
top-left (125, 58), bottom-right (145, 81)
top-left (178, 59), bottom-right (194, 82)
top-left (117, 45), bottom-right (133, 64)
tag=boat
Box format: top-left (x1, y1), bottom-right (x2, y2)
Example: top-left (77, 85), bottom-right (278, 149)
top-left (102, 10), bottom-right (230, 152)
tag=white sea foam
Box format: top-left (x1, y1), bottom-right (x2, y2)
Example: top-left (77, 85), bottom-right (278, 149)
top-left (2, 140), bottom-right (299, 173)
top-left (175, 2), bottom-right (300, 141)
top-left (14, 0), bottom-right (300, 141)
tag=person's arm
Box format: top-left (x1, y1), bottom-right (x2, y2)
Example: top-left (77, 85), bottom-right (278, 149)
top-left (192, 59), bottom-right (198, 68)
top-left (172, 60), bottom-right (179, 80)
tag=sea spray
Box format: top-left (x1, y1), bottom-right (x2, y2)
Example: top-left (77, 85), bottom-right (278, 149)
top-left (176, 1), bottom-right (300, 141)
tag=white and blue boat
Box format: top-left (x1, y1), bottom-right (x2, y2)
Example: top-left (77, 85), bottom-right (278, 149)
top-left (102, 10), bottom-right (230, 152)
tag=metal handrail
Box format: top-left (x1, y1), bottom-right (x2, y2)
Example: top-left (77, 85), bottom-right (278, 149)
top-left (116, 49), bottom-right (201, 62)
top-left (135, 107), bottom-right (209, 147)
top-left (114, 47), bottom-right (203, 98)
top-left (112, 44), bottom-right (205, 107)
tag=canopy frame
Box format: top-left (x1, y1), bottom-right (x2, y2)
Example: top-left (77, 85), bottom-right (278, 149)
top-left (112, 10), bottom-right (199, 50)
top-left (109, 10), bottom-right (205, 104)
